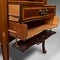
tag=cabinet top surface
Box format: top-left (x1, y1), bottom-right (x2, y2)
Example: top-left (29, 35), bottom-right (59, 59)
top-left (8, 0), bottom-right (47, 5)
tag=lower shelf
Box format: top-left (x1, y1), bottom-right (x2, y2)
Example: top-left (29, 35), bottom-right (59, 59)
top-left (12, 30), bottom-right (56, 52)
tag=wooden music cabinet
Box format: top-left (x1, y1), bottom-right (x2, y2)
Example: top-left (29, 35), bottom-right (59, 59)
top-left (8, 0), bottom-right (58, 52)
top-left (0, 0), bottom-right (59, 60)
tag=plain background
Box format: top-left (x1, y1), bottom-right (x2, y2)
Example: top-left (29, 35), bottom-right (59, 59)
top-left (48, 0), bottom-right (60, 17)
top-left (0, 0), bottom-right (60, 60)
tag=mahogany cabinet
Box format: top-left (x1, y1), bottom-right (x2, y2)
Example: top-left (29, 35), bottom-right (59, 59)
top-left (8, 2), bottom-right (58, 41)
top-left (0, 0), bottom-right (59, 60)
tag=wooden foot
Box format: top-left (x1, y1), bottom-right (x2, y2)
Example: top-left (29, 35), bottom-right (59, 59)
top-left (1, 41), bottom-right (9, 60)
top-left (42, 41), bottom-right (47, 54)
top-left (0, 0), bottom-right (9, 59)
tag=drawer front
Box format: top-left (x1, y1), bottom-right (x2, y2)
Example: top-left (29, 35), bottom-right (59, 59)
top-left (9, 21), bottom-right (28, 40)
top-left (22, 6), bottom-right (56, 20)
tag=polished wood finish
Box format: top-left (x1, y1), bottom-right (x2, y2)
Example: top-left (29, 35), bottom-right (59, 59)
top-left (9, 21), bottom-right (27, 40)
top-left (0, 0), bottom-right (9, 60)
top-left (22, 6), bottom-right (55, 20)
top-left (0, 0), bottom-right (59, 60)
top-left (0, 3), bottom-right (2, 42)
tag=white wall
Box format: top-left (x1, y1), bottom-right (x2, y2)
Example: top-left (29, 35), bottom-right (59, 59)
top-left (48, 0), bottom-right (60, 17)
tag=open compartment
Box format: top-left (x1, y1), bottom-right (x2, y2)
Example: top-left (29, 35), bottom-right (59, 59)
top-left (25, 19), bottom-right (52, 30)
top-left (8, 16), bottom-right (58, 41)
top-left (25, 17), bottom-right (58, 39)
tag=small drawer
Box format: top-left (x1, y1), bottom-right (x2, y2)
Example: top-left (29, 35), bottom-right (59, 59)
top-left (22, 6), bottom-right (56, 20)
top-left (8, 4), bottom-right (56, 23)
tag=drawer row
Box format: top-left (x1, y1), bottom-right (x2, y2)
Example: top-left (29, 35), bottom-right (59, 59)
top-left (8, 4), bottom-right (56, 23)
